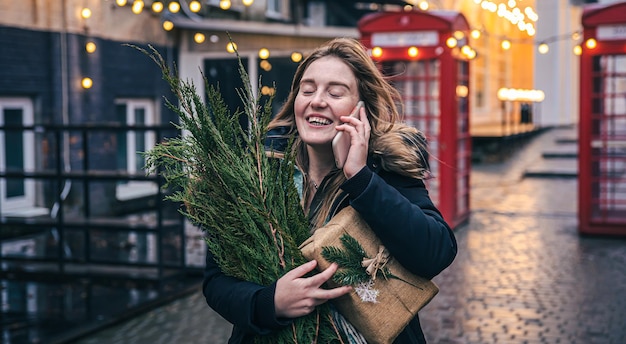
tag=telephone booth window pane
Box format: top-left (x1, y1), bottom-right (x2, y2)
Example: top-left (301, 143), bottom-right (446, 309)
top-left (383, 59), bottom-right (441, 136)
top-left (590, 54), bottom-right (626, 220)
top-left (456, 60), bottom-right (470, 216)
top-left (382, 59), bottom-right (442, 205)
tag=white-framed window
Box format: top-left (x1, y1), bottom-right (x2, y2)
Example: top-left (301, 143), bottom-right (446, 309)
top-left (0, 98), bottom-right (45, 216)
top-left (115, 99), bottom-right (159, 201)
top-left (266, 0), bottom-right (289, 20)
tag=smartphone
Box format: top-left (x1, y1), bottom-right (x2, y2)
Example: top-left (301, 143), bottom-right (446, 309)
top-left (332, 101), bottom-right (364, 169)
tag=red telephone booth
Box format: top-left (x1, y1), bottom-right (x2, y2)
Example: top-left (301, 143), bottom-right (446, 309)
top-left (579, 1), bottom-right (626, 236)
top-left (358, 11), bottom-right (471, 229)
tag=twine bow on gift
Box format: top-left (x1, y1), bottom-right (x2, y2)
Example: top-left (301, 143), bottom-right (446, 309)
top-left (361, 245), bottom-right (391, 280)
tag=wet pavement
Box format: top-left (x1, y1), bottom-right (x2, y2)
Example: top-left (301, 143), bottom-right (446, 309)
top-left (51, 126), bottom-right (626, 343)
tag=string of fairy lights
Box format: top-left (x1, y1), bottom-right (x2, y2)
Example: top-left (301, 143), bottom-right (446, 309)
top-left (120, 1), bottom-right (587, 54)
top-left (435, 0), bottom-right (585, 56)
top-left (76, 0), bottom-right (591, 89)
top-left (110, 1), bottom-right (585, 53)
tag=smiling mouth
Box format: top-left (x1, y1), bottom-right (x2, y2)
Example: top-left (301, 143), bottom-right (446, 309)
top-left (307, 116), bottom-right (332, 126)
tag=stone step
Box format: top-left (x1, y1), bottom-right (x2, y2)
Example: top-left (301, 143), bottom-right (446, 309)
top-left (543, 151), bottom-right (578, 159)
top-left (542, 144), bottom-right (578, 159)
top-left (524, 158), bottom-right (578, 178)
top-left (555, 136), bottom-right (578, 144)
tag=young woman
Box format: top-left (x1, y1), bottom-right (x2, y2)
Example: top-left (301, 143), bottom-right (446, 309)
top-left (203, 37), bottom-right (457, 343)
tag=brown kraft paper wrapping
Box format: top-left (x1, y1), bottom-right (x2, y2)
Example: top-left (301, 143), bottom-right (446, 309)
top-left (300, 206), bottom-right (439, 344)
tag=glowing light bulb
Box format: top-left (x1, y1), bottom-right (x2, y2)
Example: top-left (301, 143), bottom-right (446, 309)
top-left (220, 0), bottom-right (231, 10)
top-left (152, 1), bottom-right (164, 13)
top-left (85, 42), bottom-right (97, 53)
top-left (471, 30), bottom-right (481, 39)
top-left (194, 33), bottom-right (205, 44)
top-left (456, 85), bottom-right (469, 98)
top-left (261, 86), bottom-right (275, 96)
top-left (81, 77), bottom-right (93, 89)
top-left (585, 38), bottom-right (597, 49)
top-left (258, 48), bottom-right (270, 60)
top-left (407, 46), bottom-right (419, 58)
top-left (81, 8), bottom-right (92, 19)
top-left (163, 20), bottom-right (174, 31)
top-left (226, 42), bottom-right (237, 53)
top-left (189, 1), bottom-right (202, 12)
top-left (573, 45), bottom-right (582, 56)
top-left (260, 60), bottom-right (272, 71)
top-left (132, 1), bottom-right (144, 14)
top-left (116, 0), bottom-right (127, 6)
top-left (446, 37), bottom-right (457, 48)
top-left (538, 43), bottom-right (549, 54)
top-left (243, 0), bottom-right (254, 6)
top-left (169, 1), bottom-right (181, 13)
top-left (291, 51), bottom-right (303, 63)
top-left (371, 47), bottom-right (383, 58)
top-left (501, 40), bottom-right (511, 50)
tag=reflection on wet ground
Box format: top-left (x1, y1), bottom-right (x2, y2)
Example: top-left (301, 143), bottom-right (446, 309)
top-left (2, 277), bottom-right (198, 344)
top-left (1, 219), bottom-right (207, 344)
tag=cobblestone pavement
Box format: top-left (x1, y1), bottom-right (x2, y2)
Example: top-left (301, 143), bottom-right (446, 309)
top-left (72, 127), bottom-right (626, 344)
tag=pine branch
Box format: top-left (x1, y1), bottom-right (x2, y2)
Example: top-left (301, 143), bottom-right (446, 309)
top-left (321, 234), bottom-right (398, 286)
top-left (130, 43), bottom-right (343, 343)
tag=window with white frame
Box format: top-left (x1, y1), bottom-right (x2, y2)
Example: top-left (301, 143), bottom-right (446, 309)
top-left (0, 98), bottom-right (45, 216)
top-left (115, 99), bottom-right (158, 201)
top-left (266, 0), bottom-right (288, 20)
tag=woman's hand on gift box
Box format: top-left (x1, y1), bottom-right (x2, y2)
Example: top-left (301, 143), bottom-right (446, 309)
top-left (274, 260), bottom-right (352, 318)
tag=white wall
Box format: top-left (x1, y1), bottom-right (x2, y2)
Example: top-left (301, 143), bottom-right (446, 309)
top-left (534, 0), bottom-right (581, 126)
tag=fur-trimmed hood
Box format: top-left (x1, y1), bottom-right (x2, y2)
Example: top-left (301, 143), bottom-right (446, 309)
top-left (370, 124), bottom-right (431, 180)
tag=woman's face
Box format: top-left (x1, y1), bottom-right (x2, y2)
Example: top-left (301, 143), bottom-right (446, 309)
top-left (294, 56), bottom-right (360, 150)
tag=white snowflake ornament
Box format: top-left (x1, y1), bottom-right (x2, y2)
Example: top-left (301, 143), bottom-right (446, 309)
top-left (354, 279), bottom-right (380, 303)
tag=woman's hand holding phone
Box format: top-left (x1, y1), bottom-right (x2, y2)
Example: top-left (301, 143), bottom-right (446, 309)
top-left (332, 101), bottom-right (369, 177)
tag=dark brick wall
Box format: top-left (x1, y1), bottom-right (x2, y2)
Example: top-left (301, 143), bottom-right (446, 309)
top-left (0, 26), bottom-right (52, 92)
top-left (0, 26), bottom-right (56, 118)
top-left (0, 25), bottom-right (177, 125)
top-left (0, 25), bottom-right (178, 216)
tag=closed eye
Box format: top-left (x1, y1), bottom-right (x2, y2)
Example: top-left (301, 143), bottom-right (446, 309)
top-left (299, 82), bottom-right (316, 95)
top-left (328, 85), bottom-right (348, 98)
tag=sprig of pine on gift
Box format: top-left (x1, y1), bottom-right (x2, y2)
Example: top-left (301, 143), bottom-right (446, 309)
top-left (136, 44), bottom-right (344, 343)
top-left (322, 234), bottom-right (398, 303)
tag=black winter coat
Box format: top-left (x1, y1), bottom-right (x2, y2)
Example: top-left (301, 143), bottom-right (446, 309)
top-left (202, 154), bottom-right (457, 343)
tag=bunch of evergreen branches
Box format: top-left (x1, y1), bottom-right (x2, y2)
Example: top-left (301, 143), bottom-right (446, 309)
top-left (137, 45), bottom-right (344, 343)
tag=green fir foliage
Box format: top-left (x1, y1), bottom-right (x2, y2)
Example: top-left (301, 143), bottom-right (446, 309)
top-left (134, 44), bottom-right (343, 343)
top-left (322, 234), bottom-right (395, 286)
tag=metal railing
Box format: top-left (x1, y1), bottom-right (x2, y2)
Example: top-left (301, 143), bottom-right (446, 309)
top-left (0, 123), bottom-right (202, 284)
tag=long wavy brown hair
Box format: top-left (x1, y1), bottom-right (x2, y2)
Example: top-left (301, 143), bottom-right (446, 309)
top-left (268, 37), bottom-right (429, 229)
